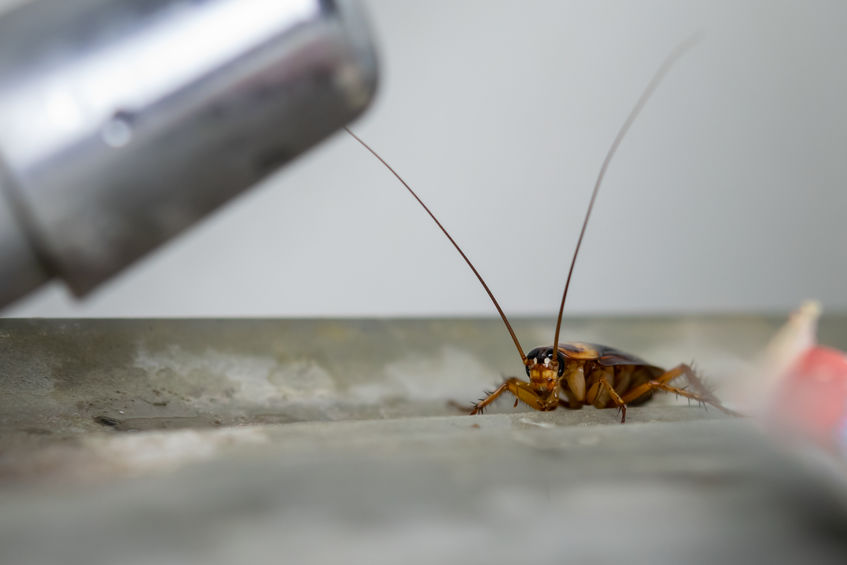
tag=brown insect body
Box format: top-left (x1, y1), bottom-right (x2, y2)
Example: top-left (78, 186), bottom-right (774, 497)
top-left (470, 342), bottom-right (674, 421)
top-left (530, 342), bottom-right (661, 407)
top-left (347, 36), bottom-right (727, 423)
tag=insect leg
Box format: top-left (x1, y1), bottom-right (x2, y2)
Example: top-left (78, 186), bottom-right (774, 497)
top-left (470, 378), bottom-right (551, 414)
top-left (585, 366), bottom-right (615, 407)
top-left (594, 374), bottom-right (628, 423)
top-left (557, 387), bottom-right (580, 409)
top-left (620, 364), bottom-right (711, 406)
top-left (585, 365), bottom-right (629, 421)
top-left (680, 364), bottom-right (739, 415)
top-left (470, 381), bottom-right (511, 415)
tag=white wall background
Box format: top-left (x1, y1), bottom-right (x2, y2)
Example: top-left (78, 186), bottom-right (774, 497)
top-left (5, 0), bottom-right (847, 317)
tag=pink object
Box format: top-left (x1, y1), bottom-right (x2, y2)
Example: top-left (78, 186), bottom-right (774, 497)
top-left (726, 302), bottom-right (847, 456)
top-left (770, 346), bottom-right (847, 450)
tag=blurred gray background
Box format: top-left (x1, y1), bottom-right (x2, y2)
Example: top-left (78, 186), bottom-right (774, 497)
top-left (5, 0), bottom-right (846, 317)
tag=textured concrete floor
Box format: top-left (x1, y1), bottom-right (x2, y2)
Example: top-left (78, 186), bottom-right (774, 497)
top-left (1, 316), bottom-right (847, 564)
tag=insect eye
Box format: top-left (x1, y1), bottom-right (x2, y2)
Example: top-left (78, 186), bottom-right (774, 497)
top-left (556, 353), bottom-right (566, 376)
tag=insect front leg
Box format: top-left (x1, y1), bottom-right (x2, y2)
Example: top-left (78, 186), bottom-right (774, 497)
top-left (470, 378), bottom-right (555, 415)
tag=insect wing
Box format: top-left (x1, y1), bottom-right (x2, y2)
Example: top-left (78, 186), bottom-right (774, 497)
top-left (576, 342), bottom-right (661, 371)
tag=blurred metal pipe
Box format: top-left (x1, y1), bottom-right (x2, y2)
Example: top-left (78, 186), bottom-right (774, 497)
top-left (0, 0), bottom-right (378, 308)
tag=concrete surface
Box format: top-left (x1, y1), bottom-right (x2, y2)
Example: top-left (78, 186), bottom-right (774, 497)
top-left (1, 316), bottom-right (847, 564)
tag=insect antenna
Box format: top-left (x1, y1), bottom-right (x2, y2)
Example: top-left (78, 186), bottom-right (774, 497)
top-left (550, 36), bottom-right (701, 369)
top-left (345, 126), bottom-right (528, 363)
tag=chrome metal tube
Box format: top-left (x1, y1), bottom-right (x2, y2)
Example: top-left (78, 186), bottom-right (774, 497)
top-left (0, 0), bottom-right (378, 307)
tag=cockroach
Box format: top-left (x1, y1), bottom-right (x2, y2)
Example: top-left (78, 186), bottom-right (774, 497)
top-left (346, 37), bottom-right (723, 423)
